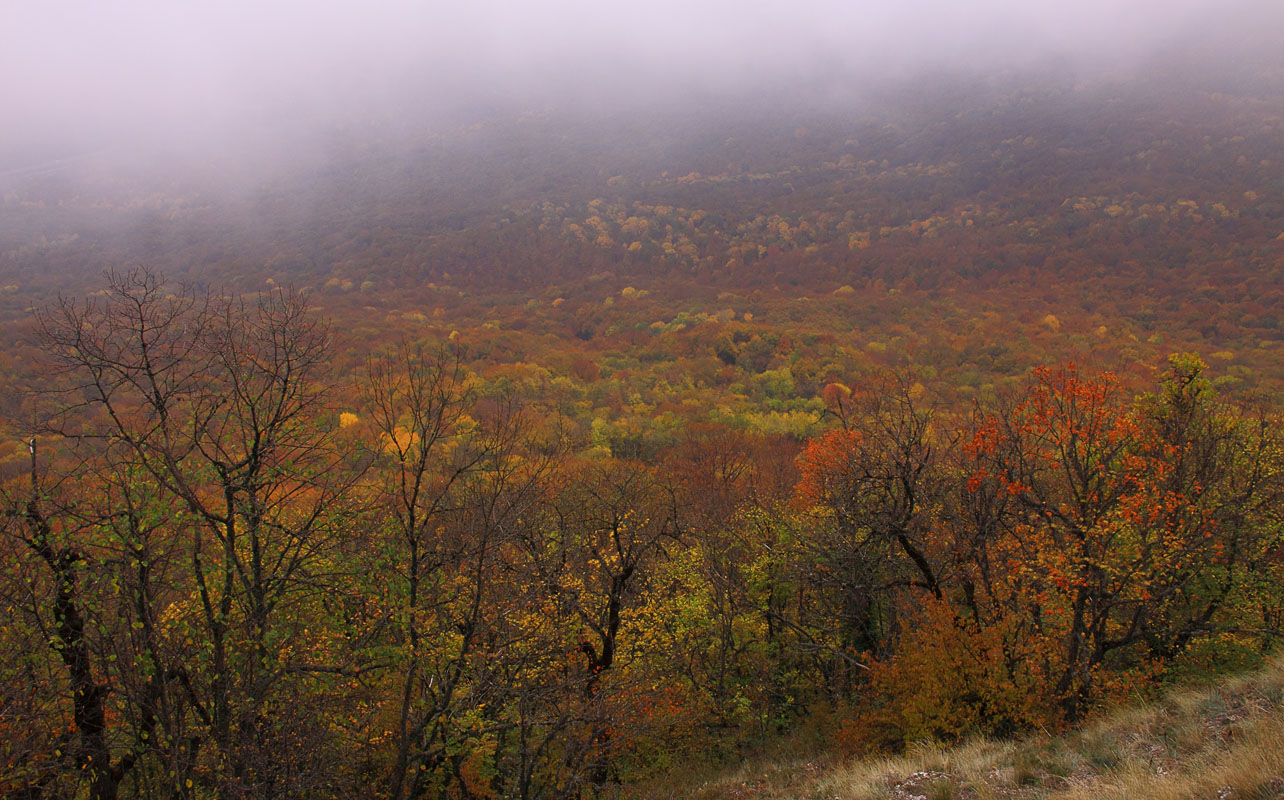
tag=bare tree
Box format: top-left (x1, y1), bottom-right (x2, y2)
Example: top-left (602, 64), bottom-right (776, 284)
top-left (37, 268), bottom-right (363, 798)
top-left (364, 343), bottom-right (562, 800)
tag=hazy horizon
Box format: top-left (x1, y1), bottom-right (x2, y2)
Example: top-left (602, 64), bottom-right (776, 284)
top-left (5, 0), bottom-right (1282, 168)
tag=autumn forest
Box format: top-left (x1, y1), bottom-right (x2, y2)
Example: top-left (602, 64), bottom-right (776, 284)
top-left (4, 45), bottom-right (1284, 800)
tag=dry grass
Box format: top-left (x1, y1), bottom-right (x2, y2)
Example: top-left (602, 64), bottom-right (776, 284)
top-left (669, 657), bottom-right (1284, 800)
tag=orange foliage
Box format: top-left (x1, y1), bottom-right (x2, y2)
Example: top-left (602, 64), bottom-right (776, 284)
top-left (794, 428), bottom-right (862, 508)
top-left (837, 597), bottom-right (1055, 753)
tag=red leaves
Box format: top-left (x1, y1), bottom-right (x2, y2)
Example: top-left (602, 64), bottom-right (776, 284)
top-left (794, 428), bottom-right (862, 508)
top-left (793, 358), bottom-right (1277, 729)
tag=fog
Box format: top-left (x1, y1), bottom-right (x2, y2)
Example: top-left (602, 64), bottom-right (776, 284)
top-left (3, 0), bottom-right (1281, 171)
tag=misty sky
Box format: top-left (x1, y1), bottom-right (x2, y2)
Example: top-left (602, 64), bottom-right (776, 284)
top-left (2, 0), bottom-right (1279, 163)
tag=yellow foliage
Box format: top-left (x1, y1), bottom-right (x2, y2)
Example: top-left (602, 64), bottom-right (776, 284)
top-left (338, 412), bottom-right (360, 429)
top-left (381, 426), bottom-right (419, 453)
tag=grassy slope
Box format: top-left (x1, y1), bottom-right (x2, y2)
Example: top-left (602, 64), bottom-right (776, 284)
top-left (665, 657), bottom-right (1284, 800)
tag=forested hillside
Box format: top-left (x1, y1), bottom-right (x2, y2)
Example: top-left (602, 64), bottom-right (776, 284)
top-left (4, 54), bottom-right (1284, 799)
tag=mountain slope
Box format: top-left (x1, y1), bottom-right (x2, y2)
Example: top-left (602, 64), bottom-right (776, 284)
top-left (677, 657), bottom-right (1284, 800)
